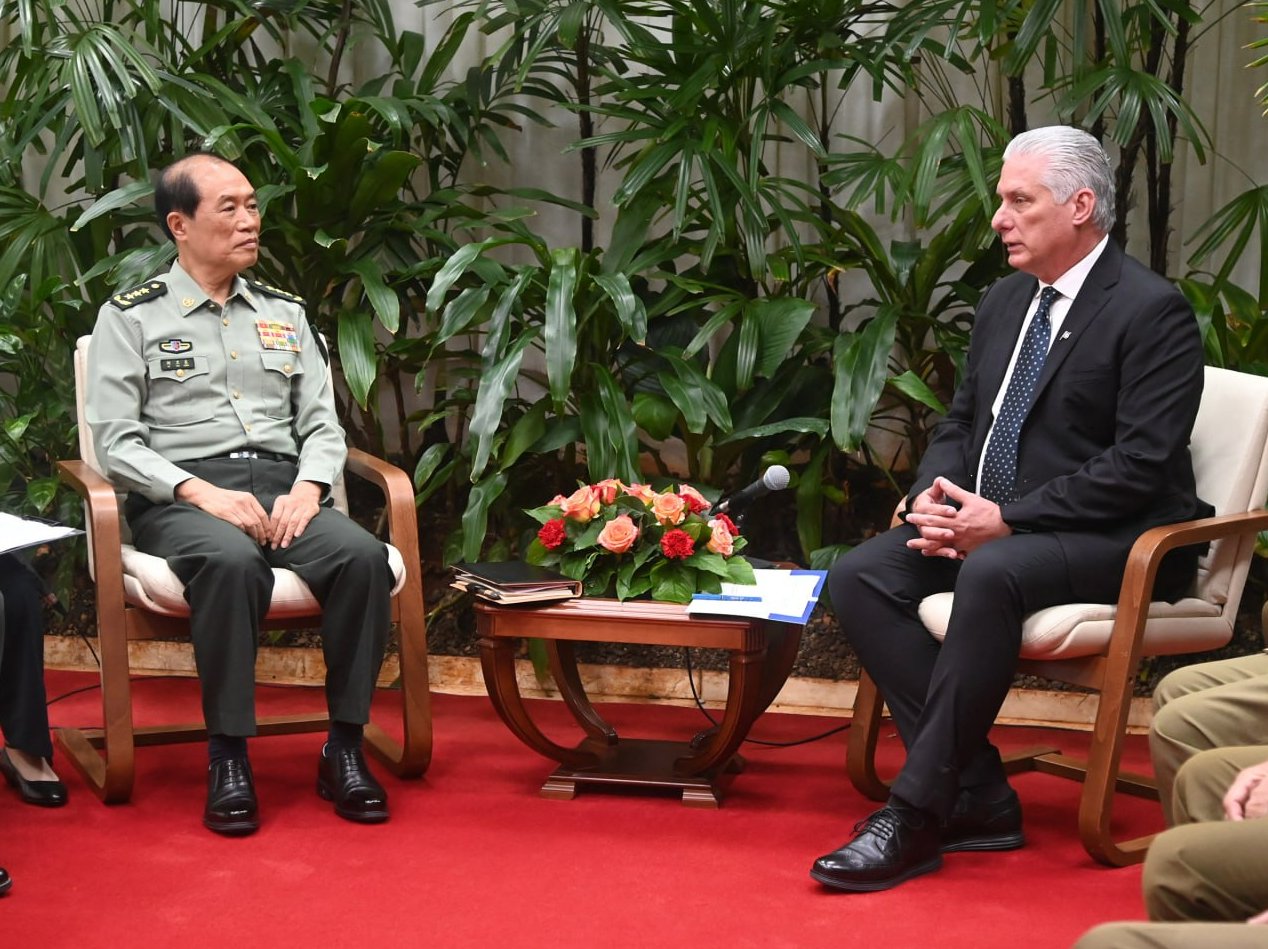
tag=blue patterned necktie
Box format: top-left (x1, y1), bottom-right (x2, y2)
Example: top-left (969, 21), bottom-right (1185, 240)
top-left (980, 286), bottom-right (1061, 505)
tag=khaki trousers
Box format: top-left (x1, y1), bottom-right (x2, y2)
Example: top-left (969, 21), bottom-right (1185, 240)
top-left (1074, 920), bottom-right (1268, 948)
top-left (1149, 651), bottom-right (1268, 825)
top-left (1073, 655), bottom-right (1268, 947)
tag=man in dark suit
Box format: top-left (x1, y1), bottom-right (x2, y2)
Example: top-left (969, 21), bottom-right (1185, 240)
top-left (812, 126), bottom-right (1209, 892)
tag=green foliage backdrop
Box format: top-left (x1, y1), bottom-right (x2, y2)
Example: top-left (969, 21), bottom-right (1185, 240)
top-left (1, 0), bottom-right (1265, 576)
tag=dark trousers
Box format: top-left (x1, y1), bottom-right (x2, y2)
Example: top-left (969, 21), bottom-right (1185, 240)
top-left (126, 458), bottom-right (392, 737)
top-left (828, 523), bottom-right (1194, 819)
top-left (0, 554), bottom-right (53, 758)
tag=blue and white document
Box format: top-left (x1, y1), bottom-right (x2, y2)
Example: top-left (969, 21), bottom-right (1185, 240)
top-left (687, 568), bottom-right (826, 624)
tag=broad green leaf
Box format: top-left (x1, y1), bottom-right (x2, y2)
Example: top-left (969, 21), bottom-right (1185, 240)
top-left (336, 310), bottom-right (378, 408)
top-left (460, 472), bottom-right (509, 563)
top-left (469, 330), bottom-right (538, 481)
top-left (831, 307), bottom-right (899, 451)
top-left (545, 247), bottom-right (580, 409)
top-left (888, 369), bottom-right (947, 414)
top-left (346, 257), bottom-right (400, 333)
top-left (71, 180), bottom-right (154, 231)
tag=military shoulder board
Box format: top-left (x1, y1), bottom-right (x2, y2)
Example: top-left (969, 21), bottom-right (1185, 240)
top-left (248, 279), bottom-right (305, 306)
top-left (111, 281), bottom-right (167, 309)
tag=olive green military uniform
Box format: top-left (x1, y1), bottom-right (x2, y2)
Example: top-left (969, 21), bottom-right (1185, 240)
top-left (86, 262), bottom-right (391, 736)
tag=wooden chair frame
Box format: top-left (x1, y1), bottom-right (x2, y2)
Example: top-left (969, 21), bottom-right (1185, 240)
top-left (846, 509), bottom-right (1268, 866)
top-left (56, 447), bottom-right (433, 804)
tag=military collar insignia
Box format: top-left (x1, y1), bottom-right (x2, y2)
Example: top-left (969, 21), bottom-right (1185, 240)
top-left (112, 281), bottom-right (167, 309)
top-left (247, 278), bottom-right (305, 306)
top-left (158, 339), bottom-right (193, 354)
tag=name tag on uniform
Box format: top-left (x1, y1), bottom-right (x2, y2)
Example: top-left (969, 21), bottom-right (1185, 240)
top-left (256, 320), bottom-right (301, 353)
top-left (160, 357), bottom-right (196, 371)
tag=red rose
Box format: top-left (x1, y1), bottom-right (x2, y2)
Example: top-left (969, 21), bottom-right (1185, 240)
top-left (538, 518), bottom-right (567, 550)
top-left (714, 513), bottom-right (739, 536)
top-left (660, 529), bottom-right (694, 560)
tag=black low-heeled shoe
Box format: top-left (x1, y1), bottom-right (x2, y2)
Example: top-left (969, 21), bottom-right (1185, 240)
top-left (317, 746), bottom-right (389, 823)
top-left (0, 748), bottom-right (68, 808)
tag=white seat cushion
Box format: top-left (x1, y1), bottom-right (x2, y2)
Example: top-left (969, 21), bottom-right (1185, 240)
top-left (917, 591), bottom-right (1229, 661)
top-left (119, 543), bottom-right (407, 618)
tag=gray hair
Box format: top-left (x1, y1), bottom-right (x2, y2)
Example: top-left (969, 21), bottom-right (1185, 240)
top-left (1003, 126), bottom-right (1116, 234)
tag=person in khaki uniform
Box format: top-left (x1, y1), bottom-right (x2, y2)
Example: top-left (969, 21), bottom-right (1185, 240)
top-left (1073, 744), bottom-right (1268, 947)
top-left (1150, 646), bottom-right (1268, 825)
top-left (86, 153), bottom-right (394, 836)
top-left (1072, 642), bottom-right (1268, 948)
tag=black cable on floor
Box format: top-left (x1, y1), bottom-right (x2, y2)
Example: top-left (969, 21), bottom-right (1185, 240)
top-left (682, 647), bottom-right (851, 747)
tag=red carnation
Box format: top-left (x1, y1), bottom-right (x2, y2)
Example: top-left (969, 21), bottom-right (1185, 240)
top-left (538, 518), bottom-right (567, 550)
top-left (660, 529), bottom-right (695, 560)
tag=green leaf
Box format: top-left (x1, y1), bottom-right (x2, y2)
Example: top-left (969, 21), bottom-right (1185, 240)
top-left (545, 247), bottom-right (580, 409)
top-left (336, 311), bottom-right (378, 408)
top-left (795, 442), bottom-right (831, 561)
top-left (346, 257), bottom-right (400, 334)
top-left (658, 354), bottom-right (732, 434)
top-left (888, 370), bottom-right (947, 414)
top-left (649, 559), bottom-right (695, 604)
top-left (71, 180), bottom-right (154, 231)
top-left (632, 391), bottom-right (679, 441)
top-left (460, 472), bottom-right (509, 563)
top-left (500, 400), bottom-right (550, 470)
top-left (469, 331), bottom-right (538, 481)
top-left (831, 308), bottom-right (900, 451)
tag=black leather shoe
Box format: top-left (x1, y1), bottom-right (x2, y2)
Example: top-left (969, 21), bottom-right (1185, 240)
top-left (941, 787), bottom-right (1024, 853)
top-left (317, 746), bottom-right (388, 823)
top-left (0, 866), bottom-right (11, 895)
top-left (0, 748), bottom-right (68, 807)
top-left (811, 804), bottom-right (943, 892)
top-left (203, 757), bottom-right (259, 836)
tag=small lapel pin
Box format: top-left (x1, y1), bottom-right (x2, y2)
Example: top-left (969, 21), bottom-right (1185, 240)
top-left (1060, 331), bottom-right (1071, 340)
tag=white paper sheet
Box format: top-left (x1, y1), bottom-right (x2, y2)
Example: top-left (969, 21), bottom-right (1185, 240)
top-left (687, 568), bottom-right (826, 624)
top-left (0, 512), bottom-right (82, 555)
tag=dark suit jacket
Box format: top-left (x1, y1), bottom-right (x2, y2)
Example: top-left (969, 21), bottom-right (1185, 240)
top-left (908, 240), bottom-right (1211, 577)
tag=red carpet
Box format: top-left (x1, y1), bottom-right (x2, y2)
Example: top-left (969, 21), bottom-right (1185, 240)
top-left (2, 671), bottom-right (1154, 947)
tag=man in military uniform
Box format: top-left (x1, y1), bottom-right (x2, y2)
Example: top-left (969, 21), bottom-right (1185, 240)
top-left (86, 153), bottom-right (394, 835)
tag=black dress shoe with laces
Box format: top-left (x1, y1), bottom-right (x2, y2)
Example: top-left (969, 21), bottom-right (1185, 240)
top-left (0, 748), bottom-right (68, 808)
top-left (941, 787), bottom-right (1024, 853)
top-left (204, 757), bottom-right (259, 836)
top-left (317, 746), bottom-right (388, 823)
top-left (0, 865), bottom-right (11, 895)
top-left (811, 804), bottom-right (943, 892)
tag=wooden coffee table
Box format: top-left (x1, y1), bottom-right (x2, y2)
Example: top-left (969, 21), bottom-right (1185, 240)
top-left (475, 597), bottom-right (801, 807)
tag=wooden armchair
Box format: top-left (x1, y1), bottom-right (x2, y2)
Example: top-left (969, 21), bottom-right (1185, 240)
top-left (846, 365), bottom-right (1268, 865)
top-left (57, 336), bottom-right (432, 803)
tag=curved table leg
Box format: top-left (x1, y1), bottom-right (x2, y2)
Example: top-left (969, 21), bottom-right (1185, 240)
top-left (691, 620), bottom-right (802, 749)
top-left (546, 639), bottom-right (618, 745)
top-left (477, 635), bottom-right (598, 770)
top-left (674, 642), bottom-right (767, 777)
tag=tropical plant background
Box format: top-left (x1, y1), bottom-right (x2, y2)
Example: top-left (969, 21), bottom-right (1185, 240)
top-left (1, 0), bottom-right (1266, 628)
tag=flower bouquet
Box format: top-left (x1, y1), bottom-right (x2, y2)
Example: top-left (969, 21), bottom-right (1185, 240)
top-left (524, 479), bottom-right (757, 603)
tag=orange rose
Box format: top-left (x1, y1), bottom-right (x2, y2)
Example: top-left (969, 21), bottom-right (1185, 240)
top-left (597, 514), bottom-right (639, 554)
top-left (651, 491), bottom-right (687, 526)
top-left (559, 485), bottom-right (600, 522)
top-left (595, 478), bottom-right (623, 505)
top-left (706, 519), bottom-right (734, 556)
top-left (678, 484), bottom-right (710, 514)
top-left (624, 482), bottom-right (657, 504)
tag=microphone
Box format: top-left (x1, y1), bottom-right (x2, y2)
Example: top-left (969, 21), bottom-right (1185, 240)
top-left (710, 465), bottom-right (791, 515)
